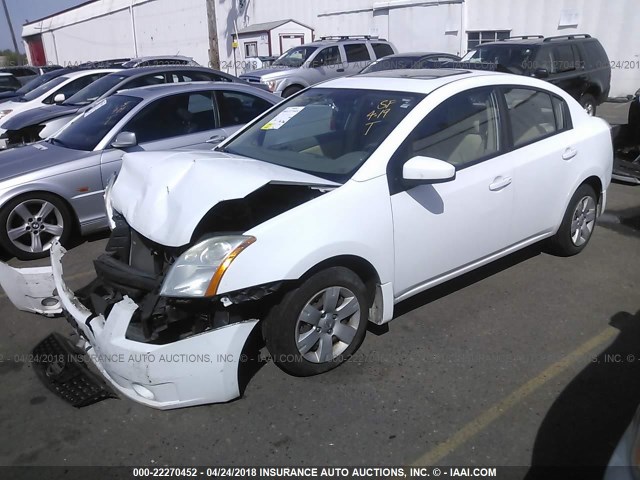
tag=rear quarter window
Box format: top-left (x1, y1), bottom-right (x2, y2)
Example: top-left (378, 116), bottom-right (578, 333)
top-left (372, 43), bottom-right (395, 59)
top-left (344, 44), bottom-right (371, 63)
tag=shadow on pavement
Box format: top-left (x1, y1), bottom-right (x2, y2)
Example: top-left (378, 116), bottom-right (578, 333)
top-left (526, 309), bottom-right (640, 480)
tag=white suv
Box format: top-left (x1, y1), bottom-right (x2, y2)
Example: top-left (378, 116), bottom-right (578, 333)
top-left (240, 36), bottom-right (396, 97)
top-left (0, 69), bottom-right (613, 409)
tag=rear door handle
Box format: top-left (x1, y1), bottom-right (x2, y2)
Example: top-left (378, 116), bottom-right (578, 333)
top-left (562, 146), bottom-right (578, 160)
top-left (489, 176), bottom-right (512, 191)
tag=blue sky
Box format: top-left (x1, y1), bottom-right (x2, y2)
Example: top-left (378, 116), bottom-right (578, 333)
top-left (1, 0), bottom-right (88, 52)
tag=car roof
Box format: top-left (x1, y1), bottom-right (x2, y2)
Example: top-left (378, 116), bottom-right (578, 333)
top-left (114, 81), bottom-right (268, 99)
top-left (0, 72), bottom-right (15, 77)
top-left (480, 35), bottom-right (598, 47)
top-left (379, 52), bottom-right (457, 59)
top-left (300, 38), bottom-right (392, 48)
top-left (101, 65), bottom-right (231, 79)
top-left (62, 68), bottom-right (122, 79)
top-left (321, 68), bottom-right (508, 94)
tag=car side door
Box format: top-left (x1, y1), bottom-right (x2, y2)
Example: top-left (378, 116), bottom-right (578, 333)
top-left (498, 86), bottom-right (577, 245)
top-left (537, 44), bottom-right (583, 101)
top-left (306, 46), bottom-right (344, 85)
top-left (99, 90), bottom-right (226, 184)
top-left (389, 86), bottom-right (514, 298)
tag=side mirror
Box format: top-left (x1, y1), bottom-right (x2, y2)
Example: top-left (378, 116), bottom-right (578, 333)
top-left (403, 156), bottom-right (456, 183)
top-left (53, 93), bottom-right (66, 104)
top-left (534, 68), bottom-right (549, 79)
top-left (111, 131), bottom-right (137, 149)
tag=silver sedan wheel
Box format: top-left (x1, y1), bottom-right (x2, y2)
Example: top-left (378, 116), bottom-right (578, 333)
top-left (570, 195), bottom-right (596, 246)
top-left (295, 286), bottom-right (361, 363)
top-left (6, 200), bottom-right (65, 253)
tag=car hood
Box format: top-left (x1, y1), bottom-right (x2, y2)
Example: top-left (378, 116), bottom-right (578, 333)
top-left (0, 141), bottom-right (87, 181)
top-left (241, 66), bottom-right (296, 80)
top-left (1, 104), bottom-right (79, 131)
top-left (111, 150), bottom-right (339, 247)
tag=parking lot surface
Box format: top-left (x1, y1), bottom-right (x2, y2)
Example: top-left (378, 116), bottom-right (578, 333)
top-left (0, 182), bottom-right (638, 473)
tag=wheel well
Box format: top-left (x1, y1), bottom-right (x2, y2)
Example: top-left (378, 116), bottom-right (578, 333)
top-left (283, 84), bottom-right (304, 96)
top-left (581, 176), bottom-right (602, 201)
top-left (2, 190), bottom-right (79, 232)
top-left (302, 255), bottom-right (381, 304)
top-left (584, 86), bottom-right (601, 100)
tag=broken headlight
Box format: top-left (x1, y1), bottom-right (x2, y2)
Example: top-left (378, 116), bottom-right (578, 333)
top-left (160, 236), bottom-right (255, 298)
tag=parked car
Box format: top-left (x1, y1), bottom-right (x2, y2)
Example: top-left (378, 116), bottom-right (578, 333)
top-left (0, 69), bottom-right (612, 409)
top-left (459, 34), bottom-right (611, 115)
top-left (0, 69), bottom-right (120, 148)
top-left (0, 82), bottom-right (278, 258)
top-left (121, 55), bottom-right (199, 68)
top-left (0, 66), bottom-right (254, 149)
top-left (0, 73), bottom-right (21, 93)
top-left (0, 68), bottom-right (73, 103)
top-left (359, 52), bottom-right (460, 74)
top-left (240, 35), bottom-right (397, 97)
top-left (0, 65), bottom-right (63, 85)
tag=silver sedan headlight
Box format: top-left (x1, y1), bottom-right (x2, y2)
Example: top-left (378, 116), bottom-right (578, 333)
top-left (160, 236), bottom-right (256, 298)
top-left (0, 109), bottom-right (12, 119)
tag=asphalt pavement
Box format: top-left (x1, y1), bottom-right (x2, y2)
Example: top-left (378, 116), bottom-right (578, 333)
top-left (0, 182), bottom-right (638, 475)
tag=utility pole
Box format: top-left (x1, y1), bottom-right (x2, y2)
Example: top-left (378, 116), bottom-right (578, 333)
top-left (205, 0), bottom-right (221, 70)
top-left (1, 0), bottom-right (19, 55)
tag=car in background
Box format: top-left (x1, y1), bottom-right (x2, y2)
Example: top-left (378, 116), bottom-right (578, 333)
top-left (359, 52), bottom-right (461, 74)
top-left (0, 66), bottom-right (253, 148)
top-left (0, 69), bottom-right (120, 148)
top-left (0, 68), bottom-right (73, 103)
top-left (0, 73), bottom-right (21, 93)
top-left (240, 35), bottom-right (397, 97)
top-left (459, 34), bottom-right (611, 115)
top-left (0, 65), bottom-right (63, 85)
top-left (121, 55), bottom-right (199, 68)
top-left (0, 82), bottom-right (278, 259)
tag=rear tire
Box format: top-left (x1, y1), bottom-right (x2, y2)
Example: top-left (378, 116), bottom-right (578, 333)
top-left (264, 267), bottom-right (369, 377)
top-left (547, 184), bottom-right (598, 257)
top-left (0, 192), bottom-right (74, 260)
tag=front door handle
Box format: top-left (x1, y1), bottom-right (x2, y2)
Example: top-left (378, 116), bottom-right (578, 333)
top-left (489, 176), bottom-right (512, 191)
top-left (336, 68), bottom-right (345, 73)
top-left (562, 146), bottom-right (578, 160)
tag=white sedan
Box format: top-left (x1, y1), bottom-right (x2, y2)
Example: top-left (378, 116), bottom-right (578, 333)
top-left (0, 68), bottom-right (118, 147)
top-left (0, 69), bottom-right (613, 409)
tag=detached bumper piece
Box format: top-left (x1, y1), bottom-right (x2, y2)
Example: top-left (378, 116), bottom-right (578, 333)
top-left (32, 333), bottom-right (117, 408)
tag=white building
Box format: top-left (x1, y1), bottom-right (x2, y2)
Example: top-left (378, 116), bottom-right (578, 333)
top-left (21, 0), bottom-right (640, 96)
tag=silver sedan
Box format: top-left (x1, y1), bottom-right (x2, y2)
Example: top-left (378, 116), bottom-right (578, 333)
top-left (0, 82), bottom-right (279, 259)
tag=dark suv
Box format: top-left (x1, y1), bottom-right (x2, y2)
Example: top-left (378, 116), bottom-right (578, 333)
top-left (460, 34), bottom-right (611, 115)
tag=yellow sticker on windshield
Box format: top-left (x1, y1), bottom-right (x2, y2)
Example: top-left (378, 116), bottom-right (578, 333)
top-left (261, 106), bottom-right (305, 130)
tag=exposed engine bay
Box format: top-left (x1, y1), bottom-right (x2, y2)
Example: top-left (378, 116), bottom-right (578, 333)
top-left (77, 182), bottom-right (329, 345)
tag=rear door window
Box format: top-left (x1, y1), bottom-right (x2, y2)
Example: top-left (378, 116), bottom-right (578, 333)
top-left (552, 45), bottom-right (577, 73)
top-left (503, 88), bottom-right (558, 147)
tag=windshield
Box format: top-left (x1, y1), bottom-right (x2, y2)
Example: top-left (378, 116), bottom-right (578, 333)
top-left (461, 44), bottom-right (536, 74)
top-left (360, 56), bottom-right (420, 73)
top-left (64, 73), bottom-right (128, 106)
top-left (21, 76), bottom-right (68, 102)
top-left (272, 47), bottom-right (318, 68)
top-left (0, 76), bottom-right (18, 90)
top-left (52, 95), bottom-right (141, 151)
top-left (221, 88), bottom-right (424, 182)
top-left (15, 72), bottom-right (60, 95)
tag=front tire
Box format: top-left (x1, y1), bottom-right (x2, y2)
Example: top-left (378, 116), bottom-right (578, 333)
top-left (0, 192), bottom-right (73, 260)
top-left (264, 267), bottom-right (369, 377)
top-left (282, 85), bottom-right (303, 98)
top-left (547, 184), bottom-right (598, 257)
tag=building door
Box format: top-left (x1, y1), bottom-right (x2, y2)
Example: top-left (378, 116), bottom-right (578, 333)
top-left (279, 34), bottom-right (304, 55)
top-left (26, 35), bottom-right (46, 66)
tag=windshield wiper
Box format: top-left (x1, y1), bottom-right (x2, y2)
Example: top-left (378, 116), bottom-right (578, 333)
top-left (48, 137), bottom-right (68, 148)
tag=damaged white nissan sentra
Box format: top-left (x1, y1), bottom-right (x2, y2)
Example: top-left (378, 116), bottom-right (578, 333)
top-left (0, 69), bottom-right (613, 409)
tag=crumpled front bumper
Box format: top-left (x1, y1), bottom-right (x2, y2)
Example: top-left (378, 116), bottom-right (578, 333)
top-left (0, 241), bottom-right (259, 409)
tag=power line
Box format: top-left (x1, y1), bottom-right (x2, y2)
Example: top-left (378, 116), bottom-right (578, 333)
top-left (0, 0), bottom-right (19, 54)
